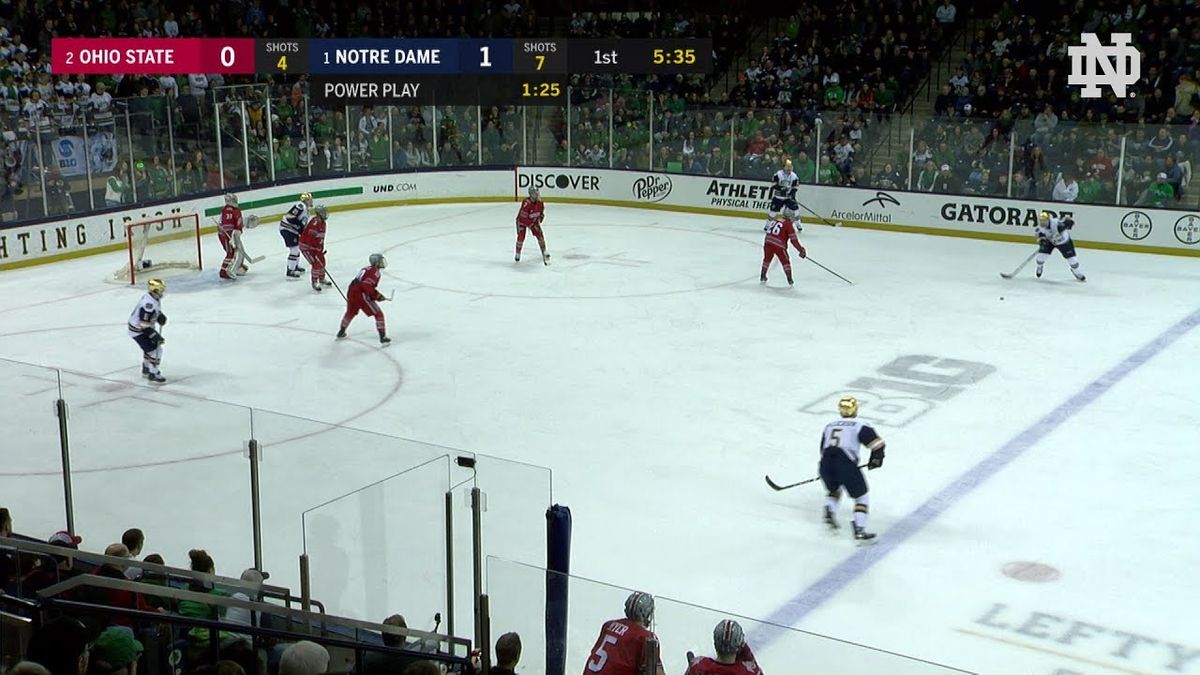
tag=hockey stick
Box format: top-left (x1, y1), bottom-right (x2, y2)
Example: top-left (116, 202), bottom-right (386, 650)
top-left (323, 269), bottom-right (348, 302)
top-left (217, 220), bottom-right (266, 265)
top-left (765, 464), bottom-right (869, 491)
top-left (805, 256), bottom-right (853, 285)
top-left (1000, 250), bottom-right (1038, 279)
top-left (795, 198), bottom-right (843, 228)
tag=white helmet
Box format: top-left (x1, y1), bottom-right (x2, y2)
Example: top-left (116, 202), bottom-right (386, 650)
top-left (224, 193), bottom-right (238, 207)
top-left (369, 253), bottom-right (387, 269)
top-left (529, 187), bottom-right (541, 200)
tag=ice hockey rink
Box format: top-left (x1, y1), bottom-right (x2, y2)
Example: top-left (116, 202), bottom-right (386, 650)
top-left (3, 201), bottom-right (1199, 675)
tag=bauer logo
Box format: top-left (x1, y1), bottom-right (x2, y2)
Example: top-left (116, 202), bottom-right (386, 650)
top-left (373, 182), bottom-right (418, 193)
top-left (519, 173), bottom-right (601, 191)
top-left (1174, 214), bottom-right (1200, 244)
top-left (631, 175), bottom-right (672, 203)
top-left (1119, 211), bottom-right (1152, 240)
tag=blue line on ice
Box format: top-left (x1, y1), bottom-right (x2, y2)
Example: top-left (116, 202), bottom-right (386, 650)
top-left (752, 305), bottom-right (1200, 648)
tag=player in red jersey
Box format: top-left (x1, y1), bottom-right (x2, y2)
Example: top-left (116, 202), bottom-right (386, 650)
top-left (760, 207), bottom-right (806, 286)
top-left (299, 204), bottom-right (332, 292)
top-left (515, 186), bottom-right (549, 264)
top-left (218, 193), bottom-right (246, 280)
top-left (582, 592), bottom-right (664, 675)
top-left (337, 253), bottom-right (390, 345)
top-left (685, 620), bottom-right (763, 675)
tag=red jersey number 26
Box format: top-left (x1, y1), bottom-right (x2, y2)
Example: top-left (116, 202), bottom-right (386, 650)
top-left (764, 221), bottom-right (782, 235)
top-left (587, 635), bottom-right (618, 672)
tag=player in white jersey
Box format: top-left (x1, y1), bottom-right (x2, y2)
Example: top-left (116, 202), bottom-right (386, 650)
top-left (819, 395), bottom-right (887, 541)
top-left (768, 159), bottom-right (800, 225)
top-left (1034, 210), bottom-right (1085, 281)
top-left (280, 192), bottom-right (313, 278)
top-left (127, 278), bottom-right (168, 383)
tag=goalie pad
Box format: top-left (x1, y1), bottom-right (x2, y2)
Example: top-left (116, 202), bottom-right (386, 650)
top-left (231, 230), bottom-right (249, 270)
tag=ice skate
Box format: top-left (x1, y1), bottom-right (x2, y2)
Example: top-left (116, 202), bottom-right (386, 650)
top-left (515, 254), bottom-right (520, 262)
top-left (379, 335), bottom-right (392, 345)
top-left (286, 269), bottom-right (302, 279)
top-left (1035, 264), bottom-right (1043, 278)
top-left (147, 372), bottom-right (166, 384)
top-left (312, 282), bottom-right (323, 292)
top-left (760, 274), bottom-right (767, 284)
top-left (823, 506), bottom-right (839, 531)
top-left (852, 524), bottom-right (876, 542)
top-left (321, 278), bottom-right (333, 287)
top-left (336, 329), bottom-right (347, 339)
top-left (542, 251), bottom-right (550, 266)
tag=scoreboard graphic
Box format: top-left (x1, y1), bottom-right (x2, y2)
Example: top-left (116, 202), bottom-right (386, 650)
top-left (51, 37), bottom-right (713, 106)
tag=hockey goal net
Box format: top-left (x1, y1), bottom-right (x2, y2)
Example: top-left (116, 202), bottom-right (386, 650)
top-left (111, 213), bottom-right (203, 285)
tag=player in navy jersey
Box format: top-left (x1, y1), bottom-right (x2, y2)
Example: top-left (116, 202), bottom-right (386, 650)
top-left (1034, 210), bottom-right (1085, 281)
top-left (819, 395), bottom-right (887, 541)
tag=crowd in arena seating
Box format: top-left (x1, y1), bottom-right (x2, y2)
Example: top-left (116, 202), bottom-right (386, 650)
top-left (903, 1), bottom-right (1200, 206)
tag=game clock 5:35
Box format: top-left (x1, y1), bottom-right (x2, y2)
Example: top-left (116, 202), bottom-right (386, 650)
top-left (652, 47), bottom-right (697, 66)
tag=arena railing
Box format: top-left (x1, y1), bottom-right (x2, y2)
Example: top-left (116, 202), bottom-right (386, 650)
top-left (1, 356), bottom-right (552, 649)
top-left (484, 556), bottom-right (975, 675)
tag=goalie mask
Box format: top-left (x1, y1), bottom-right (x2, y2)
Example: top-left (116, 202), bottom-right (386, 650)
top-left (369, 253), bottom-right (388, 269)
top-left (224, 193), bottom-right (238, 207)
top-left (838, 395), bottom-right (858, 418)
top-left (147, 278), bottom-right (166, 299)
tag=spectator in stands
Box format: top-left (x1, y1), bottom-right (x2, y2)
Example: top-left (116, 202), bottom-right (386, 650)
top-left (105, 163), bottom-right (130, 208)
top-left (24, 530), bottom-right (83, 594)
top-left (491, 632), bottom-right (521, 675)
top-left (88, 626), bottom-right (144, 675)
top-left (1053, 172), bottom-right (1079, 202)
top-left (92, 543), bottom-right (160, 624)
top-left (362, 615), bottom-right (423, 675)
top-left (122, 529), bottom-right (144, 558)
top-left (932, 164), bottom-right (956, 193)
top-left (279, 641), bottom-right (329, 675)
top-left (1137, 172), bottom-right (1175, 206)
top-left (0, 507), bottom-right (13, 589)
top-left (10, 664), bottom-right (51, 675)
top-left (26, 616), bottom-right (92, 675)
top-left (1148, 127), bottom-right (1174, 162)
top-left (179, 549), bottom-right (232, 644)
top-left (916, 160), bottom-right (939, 191)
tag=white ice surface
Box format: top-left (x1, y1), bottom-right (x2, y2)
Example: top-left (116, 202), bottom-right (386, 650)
top-left (2, 202), bottom-right (1198, 674)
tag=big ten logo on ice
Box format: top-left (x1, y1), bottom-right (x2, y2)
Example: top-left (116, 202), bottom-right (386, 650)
top-left (1069, 33), bottom-right (1140, 99)
top-left (801, 355), bottom-right (995, 428)
top-left (519, 173), bottom-right (601, 192)
top-left (373, 181), bottom-right (418, 194)
top-left (1174, 214), bottom-right (1200, 245)
top-left (631, 175), bottom-right (672, 203)
top-left (1119, 211), bottom-right (1152, 240)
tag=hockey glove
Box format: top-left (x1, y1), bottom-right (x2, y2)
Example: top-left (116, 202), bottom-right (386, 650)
top-left (797, 244), bottom-right (807, 259)
top-left (1062, 217), bottom-right (1075, 229)
top-left (157, 313), bottom-right (167, 326)
top-left (868, 448), bottom-right (885, 470)
top-left (148, 329), bottom-right (165, 346)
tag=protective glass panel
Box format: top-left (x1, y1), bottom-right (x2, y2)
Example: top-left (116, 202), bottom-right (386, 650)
top-left (480, 105), bottom-right (523, 166)
top-left (486, 557), bottom-right (968, 675)
top-left (522, 103), bottom-right (564, 166)
top-left (434, 106), bottom-right (479, 167)
top-left (0, 359), bottom-right (67, 537)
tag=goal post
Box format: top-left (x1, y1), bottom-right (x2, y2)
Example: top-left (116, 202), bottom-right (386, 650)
top-left (112, 213), bottom-right (203, 285)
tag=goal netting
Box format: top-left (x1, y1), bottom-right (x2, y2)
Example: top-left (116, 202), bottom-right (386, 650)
top-left (111, 213), bottom-right (203, 285)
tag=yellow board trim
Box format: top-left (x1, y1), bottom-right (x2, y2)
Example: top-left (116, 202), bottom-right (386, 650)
top-left (3, 193), bottom-right (1197, 271)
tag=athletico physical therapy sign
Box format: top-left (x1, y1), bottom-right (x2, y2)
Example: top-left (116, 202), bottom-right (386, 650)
top-left (1, 166), bottom-right (1196, 270)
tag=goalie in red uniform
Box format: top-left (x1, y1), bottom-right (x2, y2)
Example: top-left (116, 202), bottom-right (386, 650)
top-left (300, 204), bottom-right (332, 292)
top-left (685, 620), bottom-right (763, 675)
top-left (516, 186), bottom-right (549, 264)
top-left (218, 193), bottom-right (248, 280)
top-left (760, 206), bottom-right (806, 286)
top-left (337, 253), bottom-right (390, 345)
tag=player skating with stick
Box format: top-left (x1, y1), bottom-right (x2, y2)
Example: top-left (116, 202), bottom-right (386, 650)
top-left (515, 187), bottom-right (549, 265)
top-left (299, 205), bottom-right (332, 292)
top-left (127, 278), bottom-right (168, 383)
top-left (336, 253), bottom-right (391, 345)
top-left (760, 206), bottom-right (806, 286)
top-left (819, 395), bottom-right (887, 541)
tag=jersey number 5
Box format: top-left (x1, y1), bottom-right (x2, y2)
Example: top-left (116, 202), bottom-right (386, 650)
top-left (587, 635), bottom-right (618, 672)
top-left (829, 428), bottom-right (843, 446)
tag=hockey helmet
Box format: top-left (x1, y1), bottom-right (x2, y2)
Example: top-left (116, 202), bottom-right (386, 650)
top-left (224, 193), bottom-right (238, 207)
top-left (147, 278), bottom-right (166, 299)
top-left (300, 192), bottom-right (314, 207)
top-left (713, 619), bottom-right (745, 657)
top-left (1038, 210), bottom-right (1051, 226)
top-left (781, 207), bottom-right (798, 220)
top-left (624, 591), bottom-right (655, 626)
top-left (369, 253), bottom-right (388, 269)
top-left (315, 204), bottom-right (329, 219)
top-left (838, 395), bottom-right (858, 418)
top-left (783, 158), bottom-right (793, 170)
top-left (529, 186), bottom-right (541, 200)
